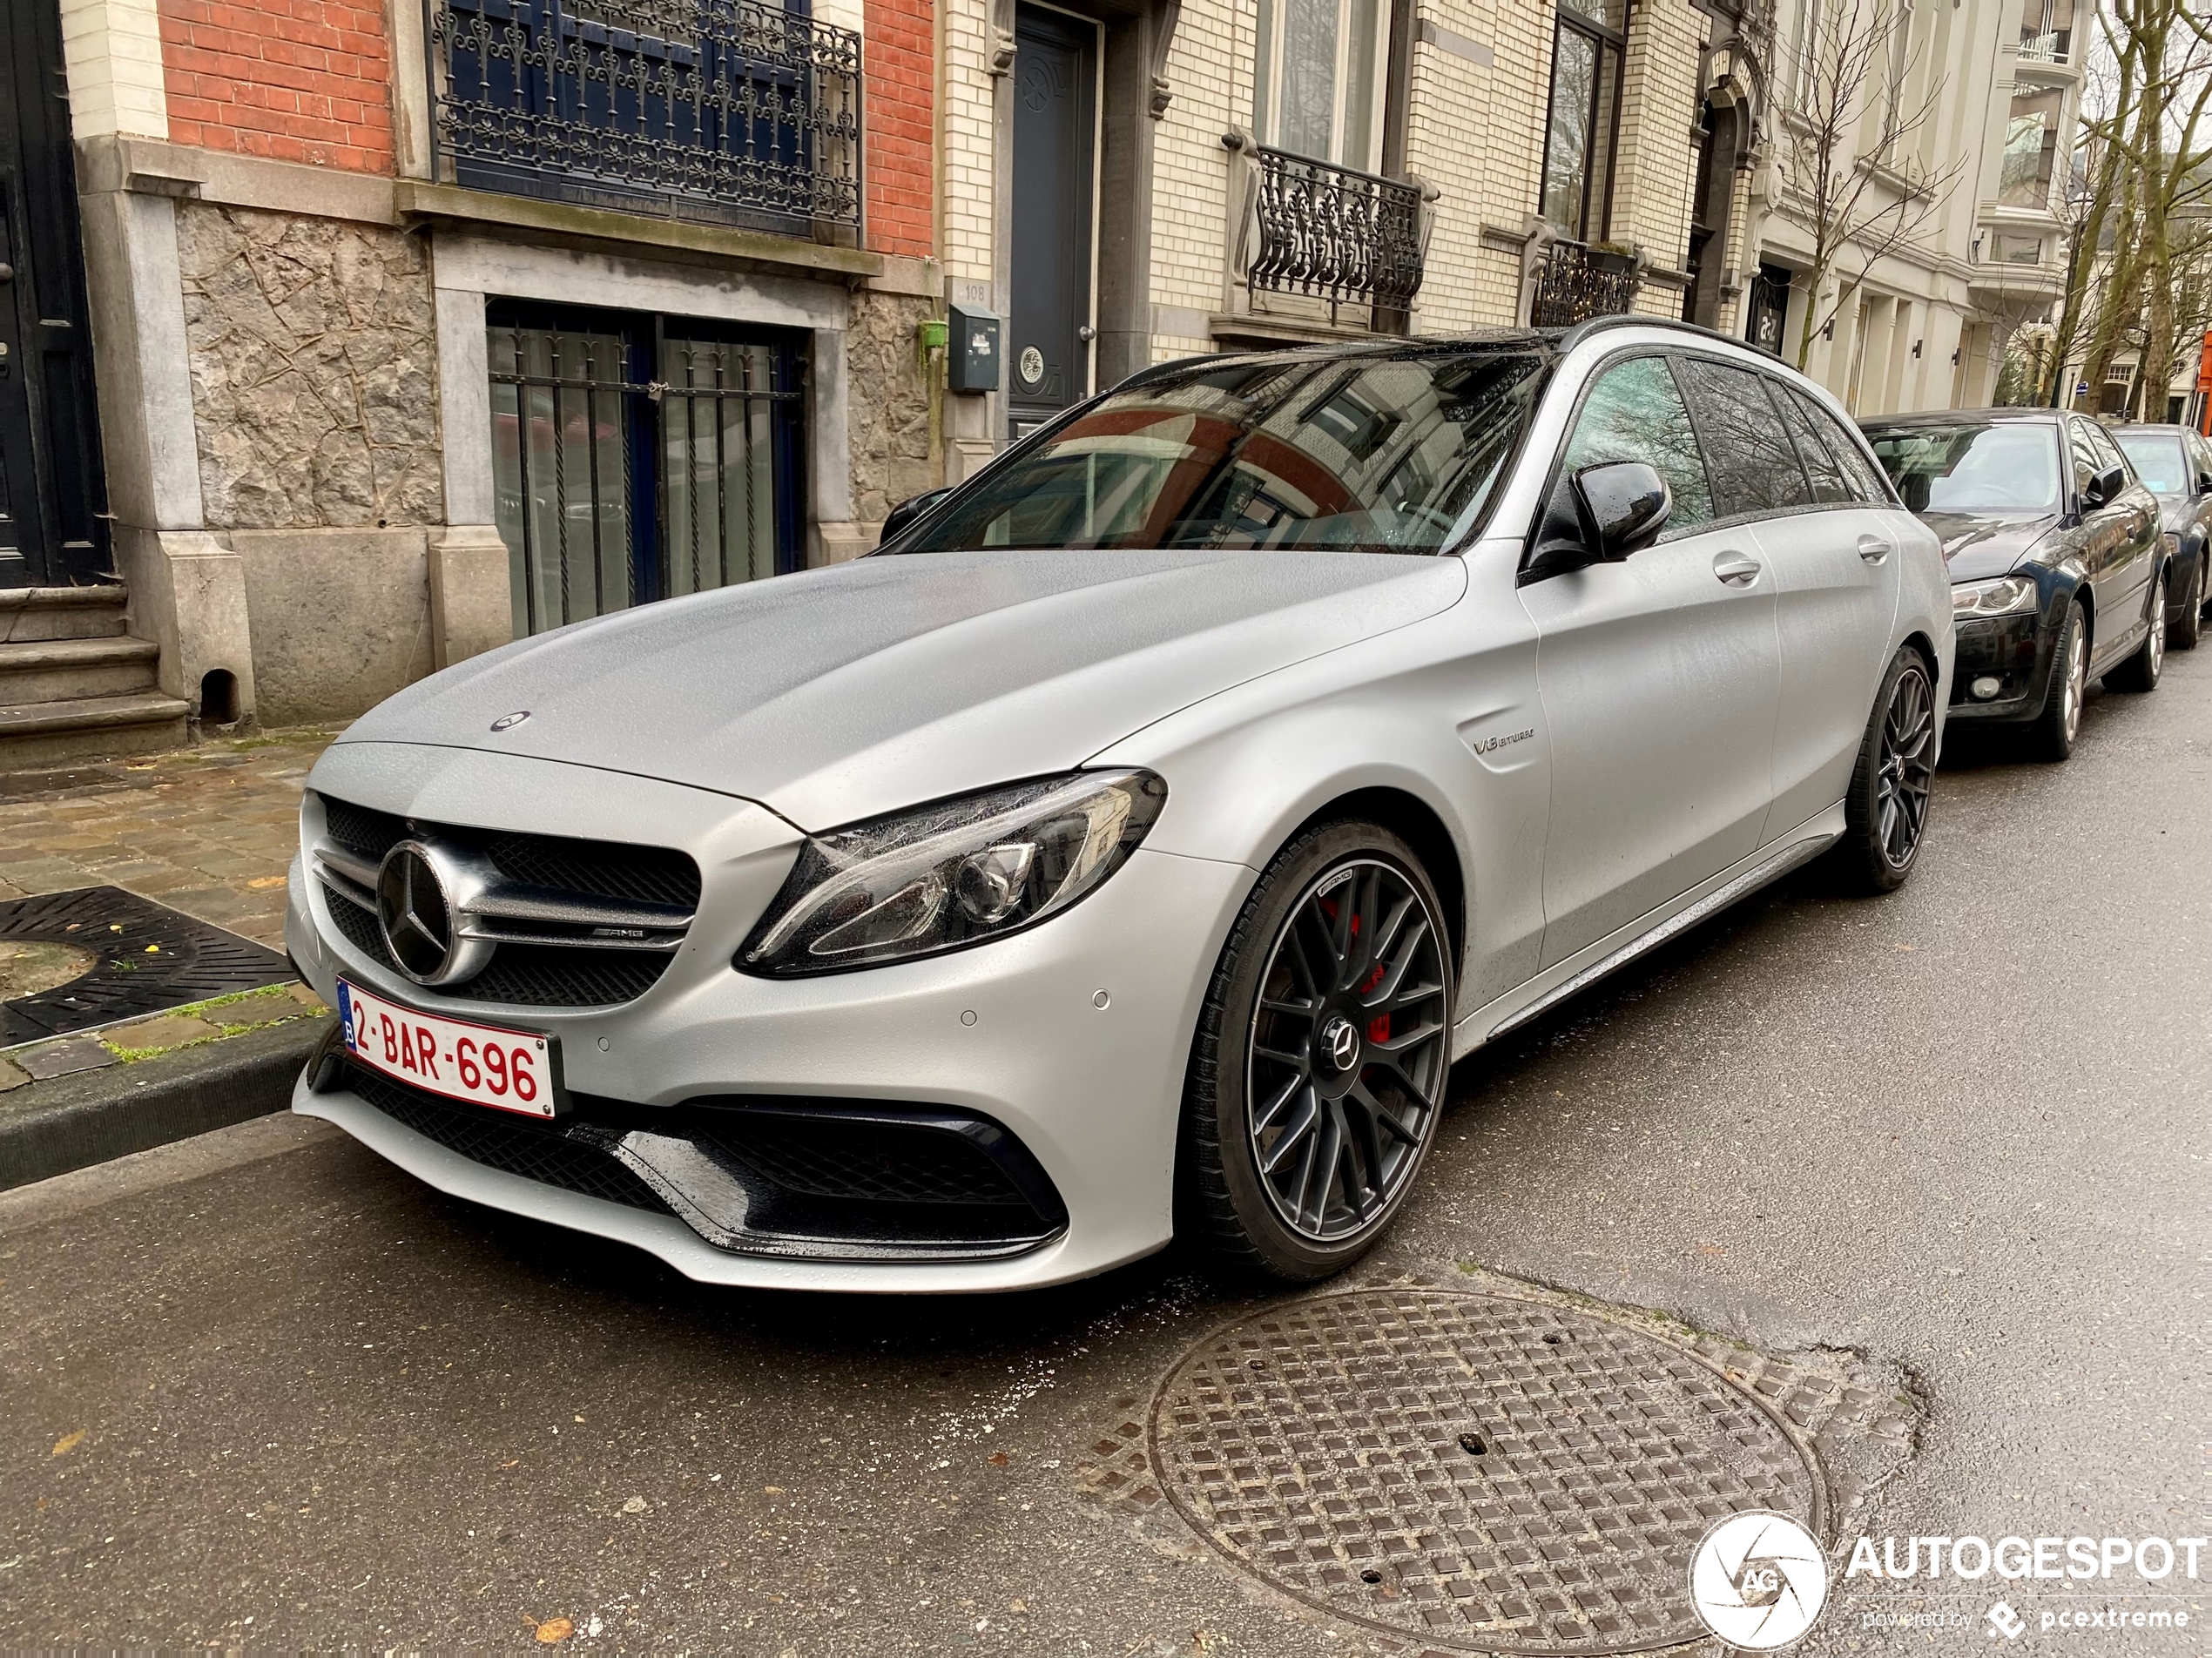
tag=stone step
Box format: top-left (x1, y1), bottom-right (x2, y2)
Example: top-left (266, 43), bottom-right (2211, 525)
top-left (0, 636), bottom-right (161, 703)
top-left (0, 583), bottom-right (131, 643)
top-left (0, 691), bottom-right (191, 770)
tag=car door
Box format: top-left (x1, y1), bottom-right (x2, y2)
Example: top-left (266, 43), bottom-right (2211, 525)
top-left (1516, 353), bottom-right (1783, 968)
top-left (1760, 380), bottom-right (1903, 836)
top-left (2085, 418), bottom-right (2160, 624)
top-left (2069, 417), bottom-right (2149, 667)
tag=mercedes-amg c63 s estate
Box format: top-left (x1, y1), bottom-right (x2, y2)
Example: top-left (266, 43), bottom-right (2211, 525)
top-left (287, 317), bottom-right (1952, 1291)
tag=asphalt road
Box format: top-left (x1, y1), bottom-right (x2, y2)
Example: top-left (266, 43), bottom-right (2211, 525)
top-left (4, 649), bottom-right (2207, 1655)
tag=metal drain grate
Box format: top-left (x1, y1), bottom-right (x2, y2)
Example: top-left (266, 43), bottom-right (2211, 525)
top-left (0, 886), bottom-right (295, 1045)
top-left (1144, 1288), bottom-right (1823, 1655)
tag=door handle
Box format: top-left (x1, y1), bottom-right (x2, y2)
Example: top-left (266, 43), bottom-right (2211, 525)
top-left (1712, 551), bottom-right (1762, 586)
top-left (1857, 535), bottom-right (1893, 564)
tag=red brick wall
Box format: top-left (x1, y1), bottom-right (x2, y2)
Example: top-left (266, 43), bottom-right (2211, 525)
top-left (865, 0), bottom-right (934, 257)
top-left (160, 0), bottom-right (394, 173)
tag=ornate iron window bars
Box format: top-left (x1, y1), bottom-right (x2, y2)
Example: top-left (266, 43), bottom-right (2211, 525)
top-left (1248, 145), bottom-right (1427, 320)
top-left (429, 0), bottom-right (862, 233)
top-left (1528, 237), bottom-right (1642, 327)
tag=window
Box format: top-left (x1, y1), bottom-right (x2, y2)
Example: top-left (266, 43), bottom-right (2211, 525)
top-left (487, 301), bottom-right (804, 637)
top-left (2080, 419), bottom-right (2128, 480)
top-left (900, 350), bottom-right (1548, 555)
top-left (1253, 0), bottom-right (1387, 169)
top-left (1548, 356), bottom-right (1715, 536)
top-left (2020, 0), bottom-right (2074, 59)
top-left (1993, 234), bottom-right (2045, 265)
top-left (2114, 430), bottom-right (2188, 495)
top-left (1539, 0), bottom-right (1624, 239)
top-left (1772, 386), bottom-right (1854, 504)
top-left (1868, 421), bottom-right (2061, 513)
top-left (1674, 359), bottom-right (1814, 516)
top-left (2000, 87), bottom-right (2062, 207)
top-left (1792, 390), bottom-right (1892, 504)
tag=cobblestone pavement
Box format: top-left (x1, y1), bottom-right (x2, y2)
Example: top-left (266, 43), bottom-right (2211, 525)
top-left (0, 729), bottom-right (333, 949)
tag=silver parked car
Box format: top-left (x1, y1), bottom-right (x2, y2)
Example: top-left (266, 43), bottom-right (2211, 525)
top-left (287, 318), bottom-right (1952, 1291)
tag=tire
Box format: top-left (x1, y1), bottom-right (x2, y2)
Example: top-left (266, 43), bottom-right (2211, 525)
top-left (2108, 566), bottom-right (2167, 692)
top-left (1179, 820), bottom-right (1454, 1282)
top-left (1835, 645), bottom-right (1937, 893)
top-left (2169, 553), bottom-right (2203, 651)
top-left (2028, 599), bottom-right (2087, 763)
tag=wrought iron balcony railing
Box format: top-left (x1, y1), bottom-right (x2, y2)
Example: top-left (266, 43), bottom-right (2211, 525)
top-left (2017, 29), bottom-right (2071, 62)
top-left (1528, 238), bottom-right (1643, 328)
top-left (1248, 146), bottom-right (1427, 320)
top-left (428, 0), bottom-right (862, 235)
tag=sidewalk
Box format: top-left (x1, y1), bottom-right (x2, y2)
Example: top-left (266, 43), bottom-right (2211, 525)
top-left (0, 729), bottom-right (339, 1186)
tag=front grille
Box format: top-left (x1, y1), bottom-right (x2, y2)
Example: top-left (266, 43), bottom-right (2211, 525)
top-left (462, 943), bottom-right (671, 1008)
top-left (483, 832), bottom-right (699, 908)
top-left (345, 1063), bottom-right (673, 1213)
top-left (704, 1114), bottom-right (1034, 1208)
top-left (313, 792), bottom-right (698, 1010)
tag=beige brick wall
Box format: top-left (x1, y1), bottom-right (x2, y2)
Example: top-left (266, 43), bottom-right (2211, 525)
top-left (941, 0), bottom-right (996, 286)
top-left (1150, 0), bottom-right (1252, 357)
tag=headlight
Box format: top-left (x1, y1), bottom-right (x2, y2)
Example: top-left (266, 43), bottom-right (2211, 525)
top-left (737, 771), bottom-right (1168, 976)
top-left (1952, 575), bottom-right (2038, 619)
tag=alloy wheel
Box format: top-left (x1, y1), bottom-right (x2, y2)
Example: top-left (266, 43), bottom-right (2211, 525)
top-left (1245, 859), bottom-right (1451, 1242)
top-left (2149, 579), bottom-right (2167, 677)
top-left (1875, 664), bottom-right (1936, 870)
top-left (2060, 621), bottom-right (2086, 745)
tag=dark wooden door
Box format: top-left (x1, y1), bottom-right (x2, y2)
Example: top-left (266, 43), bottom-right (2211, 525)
top-left (1008, 3), bottom-right (1096, 440)
top-left (0, 0), bottom-right (111, 588)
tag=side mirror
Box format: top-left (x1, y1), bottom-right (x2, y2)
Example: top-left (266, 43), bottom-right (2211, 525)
top-left (879, 486), bottom-right (954, 545)
top-left (2082, 464), bottom-right (2127, 509)
top-left (2196, 470), bottom-right (2212, 497)
top-left (1572, 462), bottom-right (1672, 560)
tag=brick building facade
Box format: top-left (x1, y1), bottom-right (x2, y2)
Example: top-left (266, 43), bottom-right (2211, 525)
top-left (5, 0), bottom-right (2061, 751)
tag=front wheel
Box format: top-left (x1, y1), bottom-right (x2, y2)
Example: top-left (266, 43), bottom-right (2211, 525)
top-left (2168, 554), bottom-right (2202, 650)
top-left (1179, 822), bottom-right (1454, 1281)
top-left (2028, 600), bottom-right (2087, 762)
top-left (2108, 567), bottom-right (2167, 692)
top-left (1835, 646), bottom-right (1937, 893)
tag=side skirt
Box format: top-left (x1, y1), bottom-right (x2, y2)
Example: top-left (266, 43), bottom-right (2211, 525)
top-left (1452, 802), bottom-right (1845, 1060)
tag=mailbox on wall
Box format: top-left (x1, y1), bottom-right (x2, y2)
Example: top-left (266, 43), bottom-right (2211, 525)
top-left (947, 304), bottom-right (1001, 394)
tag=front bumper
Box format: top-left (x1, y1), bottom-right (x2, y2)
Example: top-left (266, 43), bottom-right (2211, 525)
top-left (287, 744), bottom-right (1250, 1292)
top-left (1946, 607), bottom-right (2054, 724)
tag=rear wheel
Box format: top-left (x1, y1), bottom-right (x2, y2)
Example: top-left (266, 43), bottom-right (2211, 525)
top-left (1835, 646), bottom-right (1936, 893)
top-left (2108, 567), bottom-right (2167, 692)
top-left (2169, 554), bottom-right (2203, 650)
top-left (2028, 600), bottom-right (2087, 762)
top-left (1180, 822), bottom-right (1453, 1281)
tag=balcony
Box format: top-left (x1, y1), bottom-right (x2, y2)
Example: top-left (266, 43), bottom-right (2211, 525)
top-left (1528, 237), bottom-right (1643, 327)
top-left (1246, 146), bottom-right (1428, 324)
top-left (2017, 30), bottom-right (2071, 63)
top-left (427, 0), bottom-right (862, 238)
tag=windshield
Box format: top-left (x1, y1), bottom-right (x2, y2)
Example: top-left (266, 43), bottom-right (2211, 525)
top-left (2114, 430), bottom-right (2188, 495)
top-left (895, 349), bottom-right (1548, 556)
top-left (1866, 422), bottom-right (2062, 515)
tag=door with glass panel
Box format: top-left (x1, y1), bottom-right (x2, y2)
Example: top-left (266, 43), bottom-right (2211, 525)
top-left (1252, 0), bottom-right (1387, 169)
top-left (486, 302), bottom-right (803, 637)
top-left (1538, 0), bottom-right (1624, 240)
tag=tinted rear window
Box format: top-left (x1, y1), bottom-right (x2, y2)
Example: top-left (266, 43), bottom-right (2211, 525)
top-left (2114, 431), bottom-right (2188, 494)
top-left (1866, 422), bottom-right (2062, 514)
top-left (1673, 359), bottom-right (1815, 516)
top-left (895, 351), bottom-right (1548, 556)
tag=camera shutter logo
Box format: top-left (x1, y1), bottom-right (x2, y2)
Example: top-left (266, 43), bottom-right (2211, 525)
top-left (1689, 1511), bottom-right (1831, 1649)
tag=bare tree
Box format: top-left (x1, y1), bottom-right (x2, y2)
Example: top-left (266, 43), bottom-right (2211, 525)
top-left (1770, 0), bottom-right (1966, 371)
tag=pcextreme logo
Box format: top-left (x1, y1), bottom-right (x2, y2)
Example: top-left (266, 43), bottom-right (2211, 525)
top-left (1689, 1511), bottom-right (1831, 1649)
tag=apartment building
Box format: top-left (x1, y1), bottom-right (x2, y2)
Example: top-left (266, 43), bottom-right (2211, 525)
top-left (945, 0), bottom-right (2075, 458)
top-left (3, 0), bottom-right (940, 747)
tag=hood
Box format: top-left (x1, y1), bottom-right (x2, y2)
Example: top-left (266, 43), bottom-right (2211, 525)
top-left (1920, 510), bottom-right (2061, 582)
top-left (340, 549), bottom-right (1467, 829)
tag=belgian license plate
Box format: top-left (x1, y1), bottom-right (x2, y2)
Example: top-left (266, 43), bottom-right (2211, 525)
top-left (336, 978), bottom-right (562, 1119)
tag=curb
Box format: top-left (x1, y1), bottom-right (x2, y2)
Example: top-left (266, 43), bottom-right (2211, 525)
top-left (0, 1014), bottom-right (332, 1192)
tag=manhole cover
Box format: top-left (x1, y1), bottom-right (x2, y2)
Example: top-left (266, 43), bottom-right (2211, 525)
top-left (0, 886), bottom-right (293, 1045)
top-left (1148, 1288), bottom-right (1824, 1655)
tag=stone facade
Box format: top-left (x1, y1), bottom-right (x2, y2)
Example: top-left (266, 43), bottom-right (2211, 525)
top-left (846, 288), bottom-right (937, 529)
top-left (174, 201), bottom-right (442, 531)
